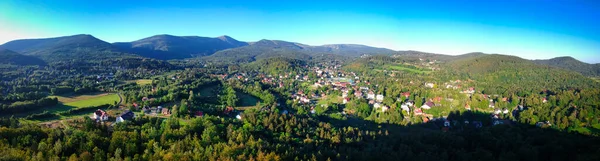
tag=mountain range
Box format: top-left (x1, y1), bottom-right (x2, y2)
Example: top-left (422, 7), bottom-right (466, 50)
top-left (113, 34), bottom-right (248, 59)
top-left (533, 56), bottom-right (600, 77)
top-left (0, 34), bottom-right (598, 77)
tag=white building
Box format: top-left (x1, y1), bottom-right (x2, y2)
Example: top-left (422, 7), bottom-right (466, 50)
top-left (376, 94), bottom-right (384, 102)
top-left (367, 92), bottom-right (375, 100)
top-left (425, 83), bottom-right (435, 88)
top-left (401, 104), bottom-right (410, 112)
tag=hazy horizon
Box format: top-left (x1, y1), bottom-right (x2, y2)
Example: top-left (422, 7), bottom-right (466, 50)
top-left (1, 0), bottom-right (599, 63)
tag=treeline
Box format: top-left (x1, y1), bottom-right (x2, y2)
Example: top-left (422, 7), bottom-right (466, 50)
top-left (1, 111), bottom-right (600, 160)
top-left (0, 97), bottom-right (58, 113)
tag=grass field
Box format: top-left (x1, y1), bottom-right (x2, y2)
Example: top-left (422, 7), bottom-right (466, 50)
top-left (199, 85), bottom-right (220, 97)
top-left (383, 64), bottom-right (431, 74)
top-left (128, 79), bottom-right (153, 85)
top-left (51, 93), bottom-right (120, 107)
top-left (237, 92), bottom-right (261, 107)
top-left (318, 95), bottom-right (341, 106)
top-left (0, 93), bottom-right (121, 121)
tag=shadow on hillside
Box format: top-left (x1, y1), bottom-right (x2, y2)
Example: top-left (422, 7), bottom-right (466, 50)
top-left (304, 110), bottom-right (600, 161)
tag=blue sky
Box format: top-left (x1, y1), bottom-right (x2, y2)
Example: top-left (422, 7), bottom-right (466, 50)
top-left (1, 0), bottom-right (599, 63)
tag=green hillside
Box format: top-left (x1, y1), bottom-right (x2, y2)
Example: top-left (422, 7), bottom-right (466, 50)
top-left (533, 56), bottom-right (600, 77)
top-left (444, 54), bottom-right (599, 93)
top-left (0, 49), bottom-right (46, 66)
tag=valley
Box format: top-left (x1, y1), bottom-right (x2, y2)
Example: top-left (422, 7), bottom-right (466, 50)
top-left (0, 34), bottom-right (599, 160)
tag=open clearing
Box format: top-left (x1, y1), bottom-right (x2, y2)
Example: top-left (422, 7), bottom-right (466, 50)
top-left (50, 93), bottom-right (120, 107)
top-left (127, 79), bottom-right (153, 85)
top-left (318, 95), bottom-right (341, 106)
top-left (1, 93), bottom-right (121, 120)
top-left (383, 64), bottom-right (432, 74)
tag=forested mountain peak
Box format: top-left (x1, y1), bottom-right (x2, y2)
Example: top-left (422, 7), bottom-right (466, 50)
top-left (533, 56), bottom-right (600, 77)
top-left (446, 54), bottom-right (598, 92)
top-left (0, 34), bottom-right (114, 55)
top-left (251, 39), bottom-right (308, 49)
top-left (113, 34), bottom-right (249, 59)
top-left (0, 49), bottom-right (47, 66)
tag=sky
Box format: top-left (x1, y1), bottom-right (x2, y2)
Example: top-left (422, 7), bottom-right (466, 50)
top-left (1, 0), bottom-right (599, 63)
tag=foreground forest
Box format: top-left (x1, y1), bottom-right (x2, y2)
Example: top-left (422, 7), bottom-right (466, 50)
top-left (1, 34), bottom-right (600, 160)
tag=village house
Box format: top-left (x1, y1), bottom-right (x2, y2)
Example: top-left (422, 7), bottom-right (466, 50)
top-left (224, 106), bottom-right (235, 115)
top-left (195, 111), bottom-right (204, 117)
top-left (489, 100), bottom-right (495, 108)
top-left (343, 98), bottom-right (350, 104)
top-left (414, 108), bottom-right (424, 115)
top-left (116, 110), bottom-right (135, 123)
top-left (467, 87), bottom-right (475, 94)
top-left (313, 82), bottom-right (322, 87)
top-left (381, 105), bottom-right (389, 112)
top-left (425, 83), bottom-right (435, 88)
top-left (401, 104), bottom-right (410, 112)
top-left (376, 94), bottom-right (384, 102)
top-left (367, 91), bottom-right (375, 100)
top-left (354, 91), bottom-right (363, 98)
top-left (300, 97), bottom-right (310, 104)
top-left (93, 109), bottom-right (108, 121)
top-left (536, 121), bottom-right (552, 128)
top-left (494, 108), bottom-right (501, 114)
top-left (421, 101), bottom-right (435, 109)
top-left (401, 92), bottom-right (411, 99)
top-left (373, 103), bottom-right (381, 109)
top-left (162, 108), bottom-right (170, 116)
top-left (465, 104), bottom-right (471, 110)
top-left (142, 106), bottom-right (151, 114)
top-left (406, 100), bottom-right (414, 107)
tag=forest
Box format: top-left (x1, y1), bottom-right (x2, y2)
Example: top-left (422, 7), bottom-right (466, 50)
top-left (1, 45), bottom-right (600, 160)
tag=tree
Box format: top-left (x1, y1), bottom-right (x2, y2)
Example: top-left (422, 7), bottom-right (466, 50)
top-left (179, 100), bottom-right (188, 117)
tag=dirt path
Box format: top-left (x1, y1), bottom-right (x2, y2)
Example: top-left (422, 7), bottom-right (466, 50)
top-left (116, 93), bottom-right (123, 107)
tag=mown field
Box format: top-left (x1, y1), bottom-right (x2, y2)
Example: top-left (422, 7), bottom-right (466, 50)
top-left (18, 93), bottom-right (121, 120)
top-left (127, 79), bottom-right (153, 86)
top-left (383, 64), bottom-right (432, 74)
top-left (318, 95), bottom-right (341, 106)
top-left (51, 93), bottom-right (120, 107)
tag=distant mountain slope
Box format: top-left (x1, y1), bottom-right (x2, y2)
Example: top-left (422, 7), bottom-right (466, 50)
top-left (0, 34), bottom-right (136, 61)
top-left (392, 51), bottom-right (487, 62)
top-left (311, 44), bottom-right (396, 57)
top-left (205, 40), bottom-right (312, 63)
top-left (0, 34), bottom-right (114, 55)
top-left (446, 54), bottom-right (598, 92)
top-left (206, 39), bottom-right (398, 63)
top-left (533, 56), bottom-right (600, 77)
top-left (241, 57), bottom-right (307, 75)
top-left (0, 49), bottom-right (46, 66)
top-left (113, 35), bottom-right (248, 59)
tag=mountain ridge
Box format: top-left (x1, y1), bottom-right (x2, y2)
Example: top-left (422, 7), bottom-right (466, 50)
top-left (0, 34), bottom-right (596, 67)
top-left (0, 49), bottom-right (47, 66)
top-left (113, 34), bottom-right (249, 59)
top-left (533, 56), bottom-right (600, 77)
